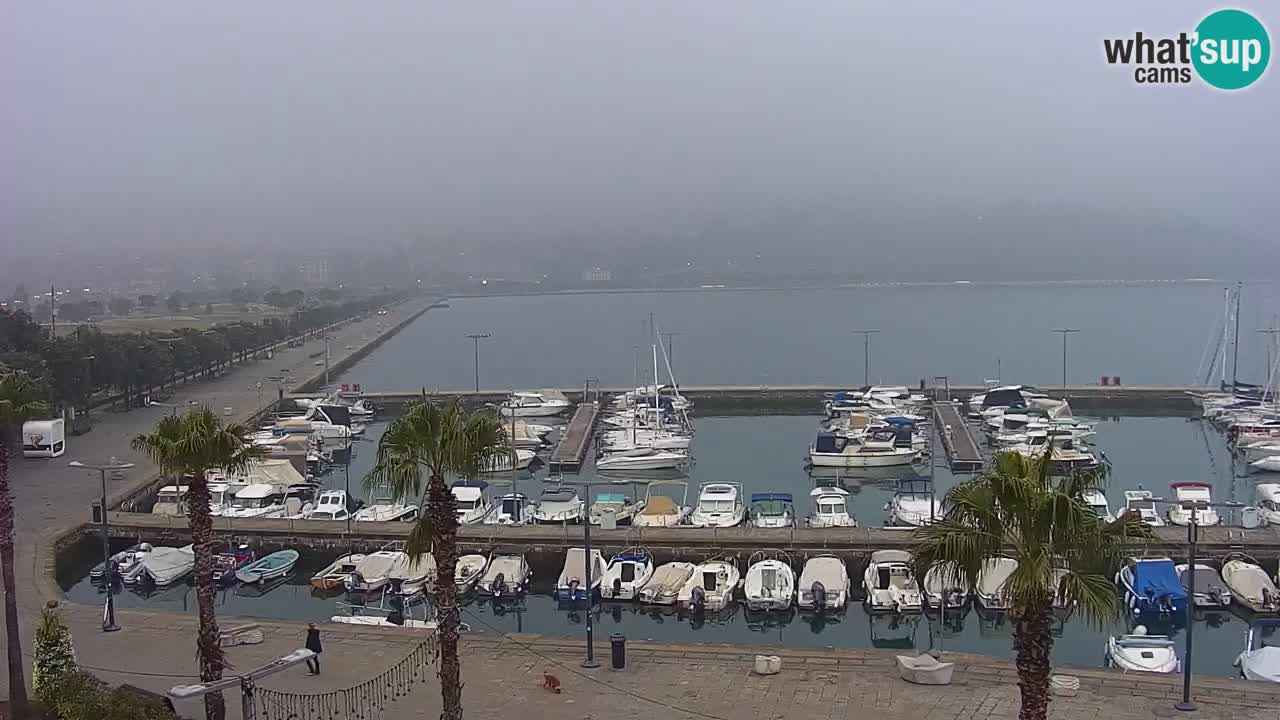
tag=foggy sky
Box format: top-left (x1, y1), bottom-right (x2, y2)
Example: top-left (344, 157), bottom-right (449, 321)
top-left (3, 1), bottom-right (1276, 256)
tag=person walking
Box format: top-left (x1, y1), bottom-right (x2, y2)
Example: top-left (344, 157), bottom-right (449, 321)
top-left (305, 623), bottom-right (323, 674)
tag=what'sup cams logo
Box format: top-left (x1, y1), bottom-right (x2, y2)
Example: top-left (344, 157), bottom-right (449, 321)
top-left (1104, 8), bottom-right (1270, 89)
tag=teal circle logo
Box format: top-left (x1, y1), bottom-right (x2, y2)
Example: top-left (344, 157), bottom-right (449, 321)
top-left (1193, 9), bottom-right (1270, 90)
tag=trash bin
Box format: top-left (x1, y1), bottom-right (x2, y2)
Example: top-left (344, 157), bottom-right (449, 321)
top-left (610, 634), bottom-right (626, 670)
top-left (91, 501), bottom-right (103, 524)
top-left (1241, 506), bottom-right (1262, 529)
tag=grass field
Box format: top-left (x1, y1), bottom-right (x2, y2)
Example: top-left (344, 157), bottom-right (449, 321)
top-left (57, 305), bottom-right (290, 335)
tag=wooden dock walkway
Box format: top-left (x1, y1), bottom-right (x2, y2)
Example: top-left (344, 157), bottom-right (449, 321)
top-left (934, 401), bottom-right (984, 472)
top-left (547, 402), bottom-right (600, 472)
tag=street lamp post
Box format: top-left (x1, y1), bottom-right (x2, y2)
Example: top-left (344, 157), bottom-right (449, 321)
top-left (69, 459), bottom-right (136, 632)
top-left (851, 330), bottom-right (880, 386)
top-left (465, 333), bottom-right (491, 392)
top-left (565, 478), bottom-right (630, 669)
top-left (1050, 329), bottom-right (1080, 389)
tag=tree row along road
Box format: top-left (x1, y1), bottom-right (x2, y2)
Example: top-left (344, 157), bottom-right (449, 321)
top-left (0, 296), bottom-right (438, 700)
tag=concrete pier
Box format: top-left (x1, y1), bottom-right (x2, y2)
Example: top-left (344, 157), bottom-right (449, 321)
top-left (546, 402), bottom-right (600, 472)
top-left (933, 401), bottom-right (983, 471)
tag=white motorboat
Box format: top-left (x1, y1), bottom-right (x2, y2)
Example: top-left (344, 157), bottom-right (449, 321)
top-left (1105, 629), bottom-right (1179, 674)
top-left (631, 481), bottom-right (691, 527)
top-left (1117, 557), bottom-right (1188, 617)
top-left (886, 479), bottom-right (942, 527)
top-left (344, 549), bottom-right (402, 593)
top-left (311, 553), bottom-right (367, 590)
top-left (1235, 620), bottom-right (1280, 683)
top-left (454, 554), bottom-right (488, 593)
top-left (1252, 456), bottom-right (1280, 473)
top-left (223, 483), bottom-right (286, 519)
top-left (332, 589), bottom-right (436, 629)
top-left (808, 430), bottom-right (917, 468)
top-left (480, 448), bottom-right (537, 473)
top-left (863, 550), bottom-right (923, 613)
top-left (600, 549), bottom-right (655, 601)
top-left (303, 489), bottom-right (357, 521)
top-left (131, 545), bottom-right (195, 586)
top-left (1083, 490), bottom-right (1115, 523)
top-left (1174, 563), bottom-right (1231, 609)
top-left (91, 542), bottom-right (153, 581)
top-left (352, 497), bottom-right (419, 523)
top-left (688, 482), bottom-right (746, 528)
top-left (975, 558), bottom-right (1018, 611)
top-left (922, 565), bottom-right (969, 611)
top-left (1243, 441), bottom-right (1280, 463)
top-left (208, 481), bottom-right (250, 516)
top-left (596, 448), bottom-right (689, 472)
top-left (476, 554), bottom-right (531, 598)
top-left (532, 488), bottom-right (583, 524)
top-left (589, 491), bottom-right (644, 526)
top-left (638, 562), bottom-right (696, 605)
top-left (600, 429), bottom-right (692, 452)
top-left (388, 552), bottom-right (436, 595)
top-left (451, 482), bottom-right (495, 525)
top-left (677, 559), bottom-right (740, 612)
top-left (806, 487), bottom-right (857, 527)
top-left (556, 548), bottom-right (606, 604)
top-left (743, 552), bottom-right (795, 612)
top-left (151, 485), bottom-right (188, 516)
top-left (1166, 482), bottom-right (1220, 526)
top-left (1258, 483), bottom-right (1280, 525)
top-left (748, 493), bottom-right (795, 528)
top-left (797, 555), bottom-right (850, 612)
top-left (499, 390), bottom-right (571, 417)
top-left (1221, 553), bottom-right (1280, 613)
top-left (506, 421), bottom-right (552, 449)
top-left (484, 493), bottom-right (532, 526)
top-left (1121, 489), bottom-right (1164, 527)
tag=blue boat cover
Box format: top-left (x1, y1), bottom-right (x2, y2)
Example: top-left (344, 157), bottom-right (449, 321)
top-left (750, 493), bottom-right (794, 503)
top-left (882, 417), bottom-right (915, 426)
top-left (829, 391), bottom-right (851, 403)
top-left (1133, 560), bottom-right (1187, 603)
top-left (814, 432), bottom-right (840, 453)
top-left (451, 480), bottom-right (489, 490)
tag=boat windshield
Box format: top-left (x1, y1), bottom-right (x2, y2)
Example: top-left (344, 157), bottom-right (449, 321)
top-left (156, 490), bottom-right (184, 504)
top-left (311, 510), bottom-right (338, 520)
top-left (818, 500), bottom-right (844, 514)
top-left (232, 496), bottom-right (275, 509)
top-left (753, 500), bottom-right (787, 516)
top-left (455, 499), bottom-right (477, 511)
top-left (701, 499), bottom-right (735, 512)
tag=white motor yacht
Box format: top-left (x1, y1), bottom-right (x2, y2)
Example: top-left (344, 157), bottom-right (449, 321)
top-left (797, 555), bottom-right (850, 612)
top-left (631, 481), bottom-right (691, 527)
top-left (151, 485), bottom-right (188, 516)
top-left (1121, 489), bottom-right (1164, 527)
top-left (863, 550), bottom-right (922, 613)
top-left (806, 487), bottom-right (857, 527)
top-left (499, 390), bottom-right (571, 417)
top-left (223, 483), bottom-right (287, 519)
top-left (484, 493), bottom-right (532, 526)
top-left (1105, 629), bottom-right (1179, 674)
top-left (532, 488), bottom-right (583, 524)
top-left (1083, 490), bottom-right (1114, 523)
top-left (600, 549), bottom-right (655, 601)
top-left (451, 482), bottom-right (495, 525)
top-left (743, 552), bottom-right (795, 612)
top-left (975, 558), bottom-right (1018, 612)
top-left (638, 562), bottom-right (696, 605)
top-left (480, 449), bottom-right (537, 473)
top-left (1166, 482), bottom-right (1220, 526)
top-left (886, 479), bottom-right (942, 527)
top-left (808, 430), bottom-right (917, 468)
top-left (688, 482), bottom-right (746, 528)
top-left (677, 559), bottom-right (740, 612)
top-left (476, 554), bottom-right (531, 598)
top-left (596, 447), bottom-right (689, 472)
top-left (748, 492), bottom-right (795, 528)
top-left (303, 489), bottom-right (357, 521)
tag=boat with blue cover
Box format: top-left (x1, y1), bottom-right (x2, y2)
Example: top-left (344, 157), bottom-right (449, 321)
top-left (1116, 557), bottom-right (1188, 618)
top-left (236, 549), bottom-right (300, 584)
top-left (748, 493), bottom-right (795, 528)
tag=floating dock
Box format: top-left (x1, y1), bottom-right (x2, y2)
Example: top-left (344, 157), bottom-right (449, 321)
top-left (547, 402), bottom-right (600, 472)
top-left (933, 401), bottom-right (984, 472)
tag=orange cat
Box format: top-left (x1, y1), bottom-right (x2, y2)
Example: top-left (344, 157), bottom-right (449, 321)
top-left (542, 672), bottom-right (562, 694)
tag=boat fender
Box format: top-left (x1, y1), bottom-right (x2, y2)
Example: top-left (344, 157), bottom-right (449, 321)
top-left (690, 586), bottom-right (706, 613)
top-left (811, 581), bottom-right (827, 611)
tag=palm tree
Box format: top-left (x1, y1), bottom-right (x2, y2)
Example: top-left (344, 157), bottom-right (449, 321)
top-left (364, 397), bottom-right (506, 720)
top-left (132, 407), bottom-right (264, 720)
top-left (912, 450), bottom-right (1151, 720)
top-left (0, 366), bottom-right (49, 719)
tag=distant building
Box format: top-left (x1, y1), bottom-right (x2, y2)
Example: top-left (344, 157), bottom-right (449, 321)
top-left (581, 268), bottom-right (612, 282)
top-left (300, 258), bottom-right (330, 286)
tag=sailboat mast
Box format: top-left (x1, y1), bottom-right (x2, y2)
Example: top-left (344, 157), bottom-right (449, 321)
top-left (1220, 287), bottom-right (1229, 390)
top-left (1231, 282), bottom-right (1242, 389)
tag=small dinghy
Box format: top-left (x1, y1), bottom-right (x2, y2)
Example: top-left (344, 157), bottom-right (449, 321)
top-left (678, 559), bottom-right (740, 612)
top-left (91, 542), bottom-right (153, 581)
top-left (1235, 619), bottom-right (1280, 683)
top-left (1221, 553), bottom-right (1280, 613)
top-left (798, 555), bottom-right (851, 612)
top-left (1174, 563), bottom-right (1231, 609)
top-left (132, 545), bottom-right (195, 586)
top-left (743, 551), bottom-right (795, 612)
top-left (557, 548), bottom-right (606, 604)
top-left (476, 554), bottom-right (531, 598)
top-left (1105, 627), bottom-right (1179, 673)
top-left (1117, 558), bottom-right (1187, 617)
top-left (975, 558), bottom-right (1018, 612)
top-left (638, 562), bottom-right (695, 605)
top-left (236, 549), bottom-right (300, 584)
top-left (213, 545), bottom-right (255, 585)
top-left (600, 549), bottom-right (655, 601)
top-left (454, 554), bottom-right (488, 593)
top-left (863, 550), bottom-right (922, 613)
top-left (311, 553), bottom-right (366, 590)
top-left (344, 549), bottom-right (402, 593)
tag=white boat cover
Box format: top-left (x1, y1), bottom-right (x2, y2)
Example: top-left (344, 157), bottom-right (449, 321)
top-left (1223, 561), bottom-right (1280, 604)
top-left (142, 545), bottom-right (195, 583)
top-left (641, 562), bottom-right (695, 600)
top-left (479, 555), bottom-right (529, 591)
top-left (1240, 647), bottom-right (1280, 683)
top-left (244, 459), bottom-right (306, 487)
top-left (977, 558), bottom-right (1018, 599)
top-left (799, 556), bottom-right (848, 593)
top-left (352, 552), bottom-right (400, 582)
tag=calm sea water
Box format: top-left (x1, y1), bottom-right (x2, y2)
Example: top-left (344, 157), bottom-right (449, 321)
top-left (65, 412), bottom-right (1275, 678)
top-left (339, 284), bottom-right (1280, 391)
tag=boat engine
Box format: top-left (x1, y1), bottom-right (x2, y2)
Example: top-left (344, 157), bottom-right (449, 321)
top-left (945, 588), bottom-right (965, 608)
top-left (810, 581), bottom-right (827, 611)
top-left (491, 573), bottom-right (506, 598)
top-left (690, 585), bottom-right (706, 613)
top-left (347, 571), bottom-right (365, 592)
top-left (611, 577), bottom-right (623, 599)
